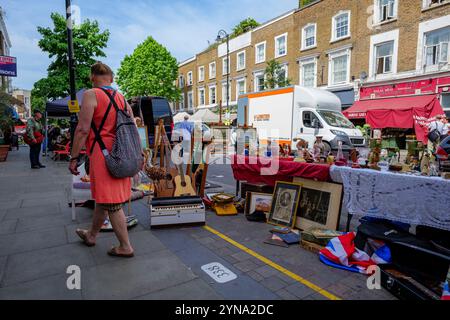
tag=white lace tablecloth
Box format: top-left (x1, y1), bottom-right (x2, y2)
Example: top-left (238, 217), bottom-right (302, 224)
top-left (330, 166), bottom-right (450, 231)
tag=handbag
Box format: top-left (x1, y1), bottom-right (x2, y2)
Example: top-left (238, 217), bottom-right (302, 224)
top-left (24, 131), bottom-right (44, 145)
top-left (427, 121), bottom-right (441, 143)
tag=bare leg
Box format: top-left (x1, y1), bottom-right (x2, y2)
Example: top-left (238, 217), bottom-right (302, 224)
top-left (108, 208), bottom-right (134, 254)
top-left (78, 204), bottom-right (107, 244)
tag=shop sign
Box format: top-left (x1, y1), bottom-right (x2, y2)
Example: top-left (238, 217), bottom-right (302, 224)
top-left (68, 100), bottom-right (80, 113)
top-left (0, 55), bottom-right (17, 77)
top-left (360, 76), bottom-right (450, 100)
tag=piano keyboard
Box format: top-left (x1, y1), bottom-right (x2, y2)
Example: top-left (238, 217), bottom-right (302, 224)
top-left (152, 204), bottom-right (204, 212)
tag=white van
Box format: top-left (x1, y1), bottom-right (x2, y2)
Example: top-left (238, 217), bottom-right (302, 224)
top-left (237, 86), bottom-right (365, 151)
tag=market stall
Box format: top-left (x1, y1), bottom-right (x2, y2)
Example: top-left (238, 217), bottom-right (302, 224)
top-left (330, 165), bottom-right (450, 231)
top-left (231, 154), bottom-right (331, 187)
top-left (343, 95), bottom-right (444, 143)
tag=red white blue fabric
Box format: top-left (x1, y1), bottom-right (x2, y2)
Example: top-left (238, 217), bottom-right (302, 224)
top-left (442, 280), bottom-right (450, 300)
top-left (319, 232), bottom-right (391, 274)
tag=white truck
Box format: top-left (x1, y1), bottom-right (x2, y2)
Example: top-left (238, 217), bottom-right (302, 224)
top-left (237, 86), bottom-right (365, 151)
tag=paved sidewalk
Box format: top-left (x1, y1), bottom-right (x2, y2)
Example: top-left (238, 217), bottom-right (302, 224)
top-left (0, 147), bottom-right (395, 300)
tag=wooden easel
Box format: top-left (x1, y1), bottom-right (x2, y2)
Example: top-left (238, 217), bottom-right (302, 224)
top-left (152, 120), bottom-right (177, 198)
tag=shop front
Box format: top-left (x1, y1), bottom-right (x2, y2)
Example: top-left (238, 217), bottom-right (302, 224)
top-left (344, 75), bottom-right (449, 147)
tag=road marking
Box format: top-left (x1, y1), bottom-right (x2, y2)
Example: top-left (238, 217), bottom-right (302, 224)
top-left (203, 225), bottom-right (341, 300)
top-left (201, 262), bottom-right (237, 283)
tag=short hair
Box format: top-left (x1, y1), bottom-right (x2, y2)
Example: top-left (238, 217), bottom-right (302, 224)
top-left (435, 114), bottom-right (443, 120)
top-left (33, 110), bottom-right (42, 115)
top-left (184, 115), bottom-right (190, 120)
top-left (91, 61), bottom-right (113, 77)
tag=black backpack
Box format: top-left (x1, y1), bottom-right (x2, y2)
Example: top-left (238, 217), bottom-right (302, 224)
top-left (90, 88), bottom-right (143, 178)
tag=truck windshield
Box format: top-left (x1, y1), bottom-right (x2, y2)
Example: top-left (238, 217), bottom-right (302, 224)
top-left (318, 110), bottom-right (355, 129)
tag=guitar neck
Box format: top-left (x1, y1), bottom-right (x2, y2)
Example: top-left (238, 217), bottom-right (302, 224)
top-left (177, 164), bottom-right (186, 184)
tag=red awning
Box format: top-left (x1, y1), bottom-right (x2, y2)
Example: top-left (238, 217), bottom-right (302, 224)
top-left (343, 95), bottom-right (445, 142)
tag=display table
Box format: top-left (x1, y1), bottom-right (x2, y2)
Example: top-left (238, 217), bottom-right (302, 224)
top-left (330, 166), bottom-right (450, 231)
top-left (231, 155), bottom-right (331, 191)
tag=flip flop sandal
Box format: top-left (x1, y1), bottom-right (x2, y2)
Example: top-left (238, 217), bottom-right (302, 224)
top-left (107, 247), bottom-right (134, 258)
top-left (75, 229), bottom-right (96, 247)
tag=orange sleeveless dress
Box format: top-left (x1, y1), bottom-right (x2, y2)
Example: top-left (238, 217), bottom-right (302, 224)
top-left (86, 88), bottom-right (131, 204)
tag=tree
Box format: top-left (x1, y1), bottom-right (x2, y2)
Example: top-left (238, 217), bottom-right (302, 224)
top-left (0, 86), bottom-right (21, 134)
top-left (31, 13), bottom-right (110, 111)
top-left (264, 59), bottom-right (292, 90)
top-left (116, 37), bottom-right (181, 101)
top-left (231, 18), bottom-right (260, 38)
top-left (299, 0), bottom-right (315, 8)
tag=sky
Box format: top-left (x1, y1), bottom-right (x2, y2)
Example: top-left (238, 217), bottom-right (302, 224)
top-left (2, 0), bottom-right (298, 90)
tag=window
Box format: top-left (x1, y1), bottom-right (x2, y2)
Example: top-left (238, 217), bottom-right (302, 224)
top-left (187, 91), bottom-right (193, 109)
top-left (222, 82), bottom-right (231, 103)
top-left (303, 111), bottom-right (322, 128)
top-left (236, 79), bottom-right (246, 100)
top-left (275, 33), bottom-right (287, 58)
top-left (332, 12), bottom-right (350, 42)
top-left (254, 72), bottom-right (265, 92)
top-left (424, 27), bottom-right (450, 66)
top-left (375, 0), bottom-right (396, 23)
top-left (187, 71), bottom-right (193, 85)
top-left (178, 75), bottom-right (184, 88)
top-left (423, 0), bottom-right (450, 9)
top-left (375, 41), bottom-right (394, 74)
top-left (442, 93), bottom-right (450, 118)
top-left (209, 62), bottom-right (216, 79)
top-left (198, 88), bottom-right (205, 106)
top-left (179, 95), bottom-right (185, 110)
top-left (329, 50), bottom-right (350, 85)
top-left (222, 57), bottom-right (230, 75)
top-left (302, 24), bottom-right (316, 50)
top-left (198, 66), bottom-right (205, 82)
top-left (300, 60), bottom-right (317, 87)
top-left (278, 65), bottom-right (288, 85)
top-left (255, 41), bottom-right (266, 64)
top-left (237, 51), bottom-right (246, 71)
top-left (209, 86), bottom-right (216, 105)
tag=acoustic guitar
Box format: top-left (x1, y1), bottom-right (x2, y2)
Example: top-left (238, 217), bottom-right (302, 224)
top-left (174, 162), bottom-right (196, 197)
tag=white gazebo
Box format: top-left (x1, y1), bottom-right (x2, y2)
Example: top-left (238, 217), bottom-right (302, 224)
top-left (190, 109), bottom-right (220, 123)
top-left (173, 112), bottom-right (191, 123)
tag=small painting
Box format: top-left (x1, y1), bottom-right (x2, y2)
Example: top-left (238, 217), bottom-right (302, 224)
top-left (268, 182), bottom-right (302, 228)
top-left (138, 126), bottom-right (149, 150)
top-left (245, 192), bottom-right (272, 215)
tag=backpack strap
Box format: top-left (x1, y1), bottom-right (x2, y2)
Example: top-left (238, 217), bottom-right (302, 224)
top-left (89, 88), bottom-right (117, 154)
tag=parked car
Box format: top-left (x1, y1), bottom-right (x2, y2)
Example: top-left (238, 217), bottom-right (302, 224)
top-left (129, 96), bottom-right (174, 147)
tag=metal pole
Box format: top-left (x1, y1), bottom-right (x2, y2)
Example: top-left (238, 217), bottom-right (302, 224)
top-left (65, 0), bottom-right (78, 148)
top-left (226, 35), bottom-right (230, 116)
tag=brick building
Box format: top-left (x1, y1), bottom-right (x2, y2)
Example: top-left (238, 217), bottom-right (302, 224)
top-left (175, 0), bottom-right (450, 118)
top-left (0, 6), bottom-right (12, 93)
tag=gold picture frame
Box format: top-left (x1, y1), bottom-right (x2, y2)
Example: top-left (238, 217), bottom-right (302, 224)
top-left (244, 192), bottom-right (273, 216)
top-left (268, 181), bottom-right (302, 228)
top-left (293, 177), bottom-right (343, 231)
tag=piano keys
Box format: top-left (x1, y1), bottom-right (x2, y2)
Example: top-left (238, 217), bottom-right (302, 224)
top-left (150, 196), bottom-right (206, 228)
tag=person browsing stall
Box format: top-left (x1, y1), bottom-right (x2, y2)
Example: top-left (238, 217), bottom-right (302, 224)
top-left (69, 62), bottom-right (135, 258)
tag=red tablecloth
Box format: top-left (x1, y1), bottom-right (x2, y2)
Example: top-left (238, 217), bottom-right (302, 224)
top-left (231, 155), bottom-right (331, 186)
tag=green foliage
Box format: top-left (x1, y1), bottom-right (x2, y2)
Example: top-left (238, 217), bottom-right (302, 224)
top-left (116, 37), bottom-right (181, 101)
top-left (31, 13), bottom-right (110, 111)
top-left (0, 87), bottom-right (21, 132)
top-left (299, 0), bottom-right (316, 8)
top-left (231, 18), bottom-right (260, 38)
top-left (264, 59), bottom-right (291, 90)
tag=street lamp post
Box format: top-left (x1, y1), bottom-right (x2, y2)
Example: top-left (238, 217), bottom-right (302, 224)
top-left (216, 30), bottom-right (230, 121)
top-left (65, 0), bottom-right (77, 147)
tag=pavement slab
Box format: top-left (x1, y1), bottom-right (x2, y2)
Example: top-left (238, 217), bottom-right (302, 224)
top-left (0, 219), bottom-right (18, 235)
top-left (1, 243), bottom-right (96, 287)
top-left (81, 250), bottom-right (198, 300)
top-left (0, 273), bottom-right (82, 300)
top-left (0, 227), bottom-right (67, 257)
top-left (3, 203), bottom-right (61, 221)
top-left (135, 278), bottom-right (224, 300)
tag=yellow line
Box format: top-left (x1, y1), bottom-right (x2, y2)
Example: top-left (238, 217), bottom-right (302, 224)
top-left (203, 225), bottom-right (341, 301)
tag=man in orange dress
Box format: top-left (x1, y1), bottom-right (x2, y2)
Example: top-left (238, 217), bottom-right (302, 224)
top-left (69, 62), bottom-right (134, 258)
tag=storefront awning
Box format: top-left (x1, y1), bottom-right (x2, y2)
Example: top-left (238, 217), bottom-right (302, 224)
top-left (344, 95), bottom-right (445, 142)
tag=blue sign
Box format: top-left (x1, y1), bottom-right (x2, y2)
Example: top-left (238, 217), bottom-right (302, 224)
top-left (0, 55), bottom-right (17, 77)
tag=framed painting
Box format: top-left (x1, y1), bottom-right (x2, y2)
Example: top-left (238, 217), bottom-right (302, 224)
top-left (138, 126), bottom-right (149, 150)
top-left (244, 192), bottom-right (273, 216)
top-left (293, 177), bottom-right (343, 231)
top-left (268, 182), bottom-right (302, 228)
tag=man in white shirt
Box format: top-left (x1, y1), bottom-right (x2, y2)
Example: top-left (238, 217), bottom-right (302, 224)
top-left (428, 115), bottom-right (447, 152)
